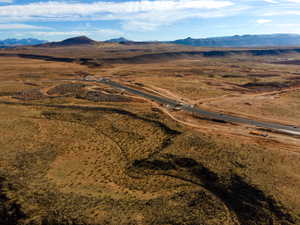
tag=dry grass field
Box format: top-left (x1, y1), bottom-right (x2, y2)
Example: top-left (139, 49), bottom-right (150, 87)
top-left (0, 45), bottom-right (300, 225)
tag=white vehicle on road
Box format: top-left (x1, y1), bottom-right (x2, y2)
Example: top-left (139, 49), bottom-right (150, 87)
top-left (84, 75), bottom-right (97, 81)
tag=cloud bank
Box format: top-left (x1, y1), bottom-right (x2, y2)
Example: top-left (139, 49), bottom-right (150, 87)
top-left (1, 0), bottom-right (300, 40)
top-left (0, 0), bottom-right (236, 30)
top-left (0, 23), bottom-right (50, 30)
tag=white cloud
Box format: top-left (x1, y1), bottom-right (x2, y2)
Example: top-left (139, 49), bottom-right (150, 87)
top-left (264, 0), bottom-right (300, 3)
top-left (264, 10), bottom-right (300, 16)
top-left (263, 0), bottom-right (278, 3)
top-left (0, 0), bottom-right (237, 30)
top-left (0, 23), bottom-right (49, 29)
top-left (256, 19), bottom-right (272, 24)
top-left (0, 0), bottom-right (234, 18)
top-left (0, 0), bottom-right (12, 3)
top-left (29, 31), bottom-right (88, 37)
top-left (121, 6), bottom-right (245, 30)
top-left (29, 29), bottom-right (122, 36)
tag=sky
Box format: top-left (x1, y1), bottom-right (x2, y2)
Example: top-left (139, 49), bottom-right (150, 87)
top-left (0, 0), bottom-right (300, 41)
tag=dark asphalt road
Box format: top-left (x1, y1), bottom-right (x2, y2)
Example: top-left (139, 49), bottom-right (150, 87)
top-left (97, 79), bottom-right (300, 135)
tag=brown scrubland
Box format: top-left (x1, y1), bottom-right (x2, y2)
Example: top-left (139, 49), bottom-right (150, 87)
top-left (0, 43), bottom-right (300, 225)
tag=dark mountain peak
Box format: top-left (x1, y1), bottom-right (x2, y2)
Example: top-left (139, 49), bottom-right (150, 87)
top-left (37, 36), bottom-right (97, 47)
top-left (105, 37), bottom-right (131, 43)
top-left (60, 36), bottom-right (96, 45)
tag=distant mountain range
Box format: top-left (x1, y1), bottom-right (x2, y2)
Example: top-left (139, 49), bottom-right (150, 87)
top-left (0, 38), bottom-right (47, 46)
top-left (106, 34), bottom-right (300, 47)
top-left (105, 37), bottom-right (131, 43)
top-left (39, 36), bottom-right (151, 47)
top-left (169, 34), bottom-right (300, 47)
top-left (2, 34), bottom-right (300, 47)
top-left (105, 37), bottom-right (154, 45)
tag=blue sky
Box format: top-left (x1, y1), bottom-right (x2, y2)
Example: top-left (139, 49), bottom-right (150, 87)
top-left (0, 0), bottom-right (300, 41)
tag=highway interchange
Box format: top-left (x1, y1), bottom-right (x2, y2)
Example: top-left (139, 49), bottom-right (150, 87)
top-left (85, 77), bottom-right (300, 136)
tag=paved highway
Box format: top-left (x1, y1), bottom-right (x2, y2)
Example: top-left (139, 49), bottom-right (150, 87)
top-left (93, 78), bottom-right (300, 135)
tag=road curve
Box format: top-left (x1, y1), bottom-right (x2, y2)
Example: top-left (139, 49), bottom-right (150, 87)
top-left (96, 79), bottom-right (300, 135)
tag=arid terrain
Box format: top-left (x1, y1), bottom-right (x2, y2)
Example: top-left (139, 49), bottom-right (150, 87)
top-left (1, 41), bottom-right (300, 225)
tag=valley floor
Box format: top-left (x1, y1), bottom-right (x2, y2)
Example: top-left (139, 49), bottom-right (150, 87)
top-left (0, 46), bottom-right (300, 225)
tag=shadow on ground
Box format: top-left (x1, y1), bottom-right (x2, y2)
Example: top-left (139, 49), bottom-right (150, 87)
top-left (130, 154), bottom-right (296, 225)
